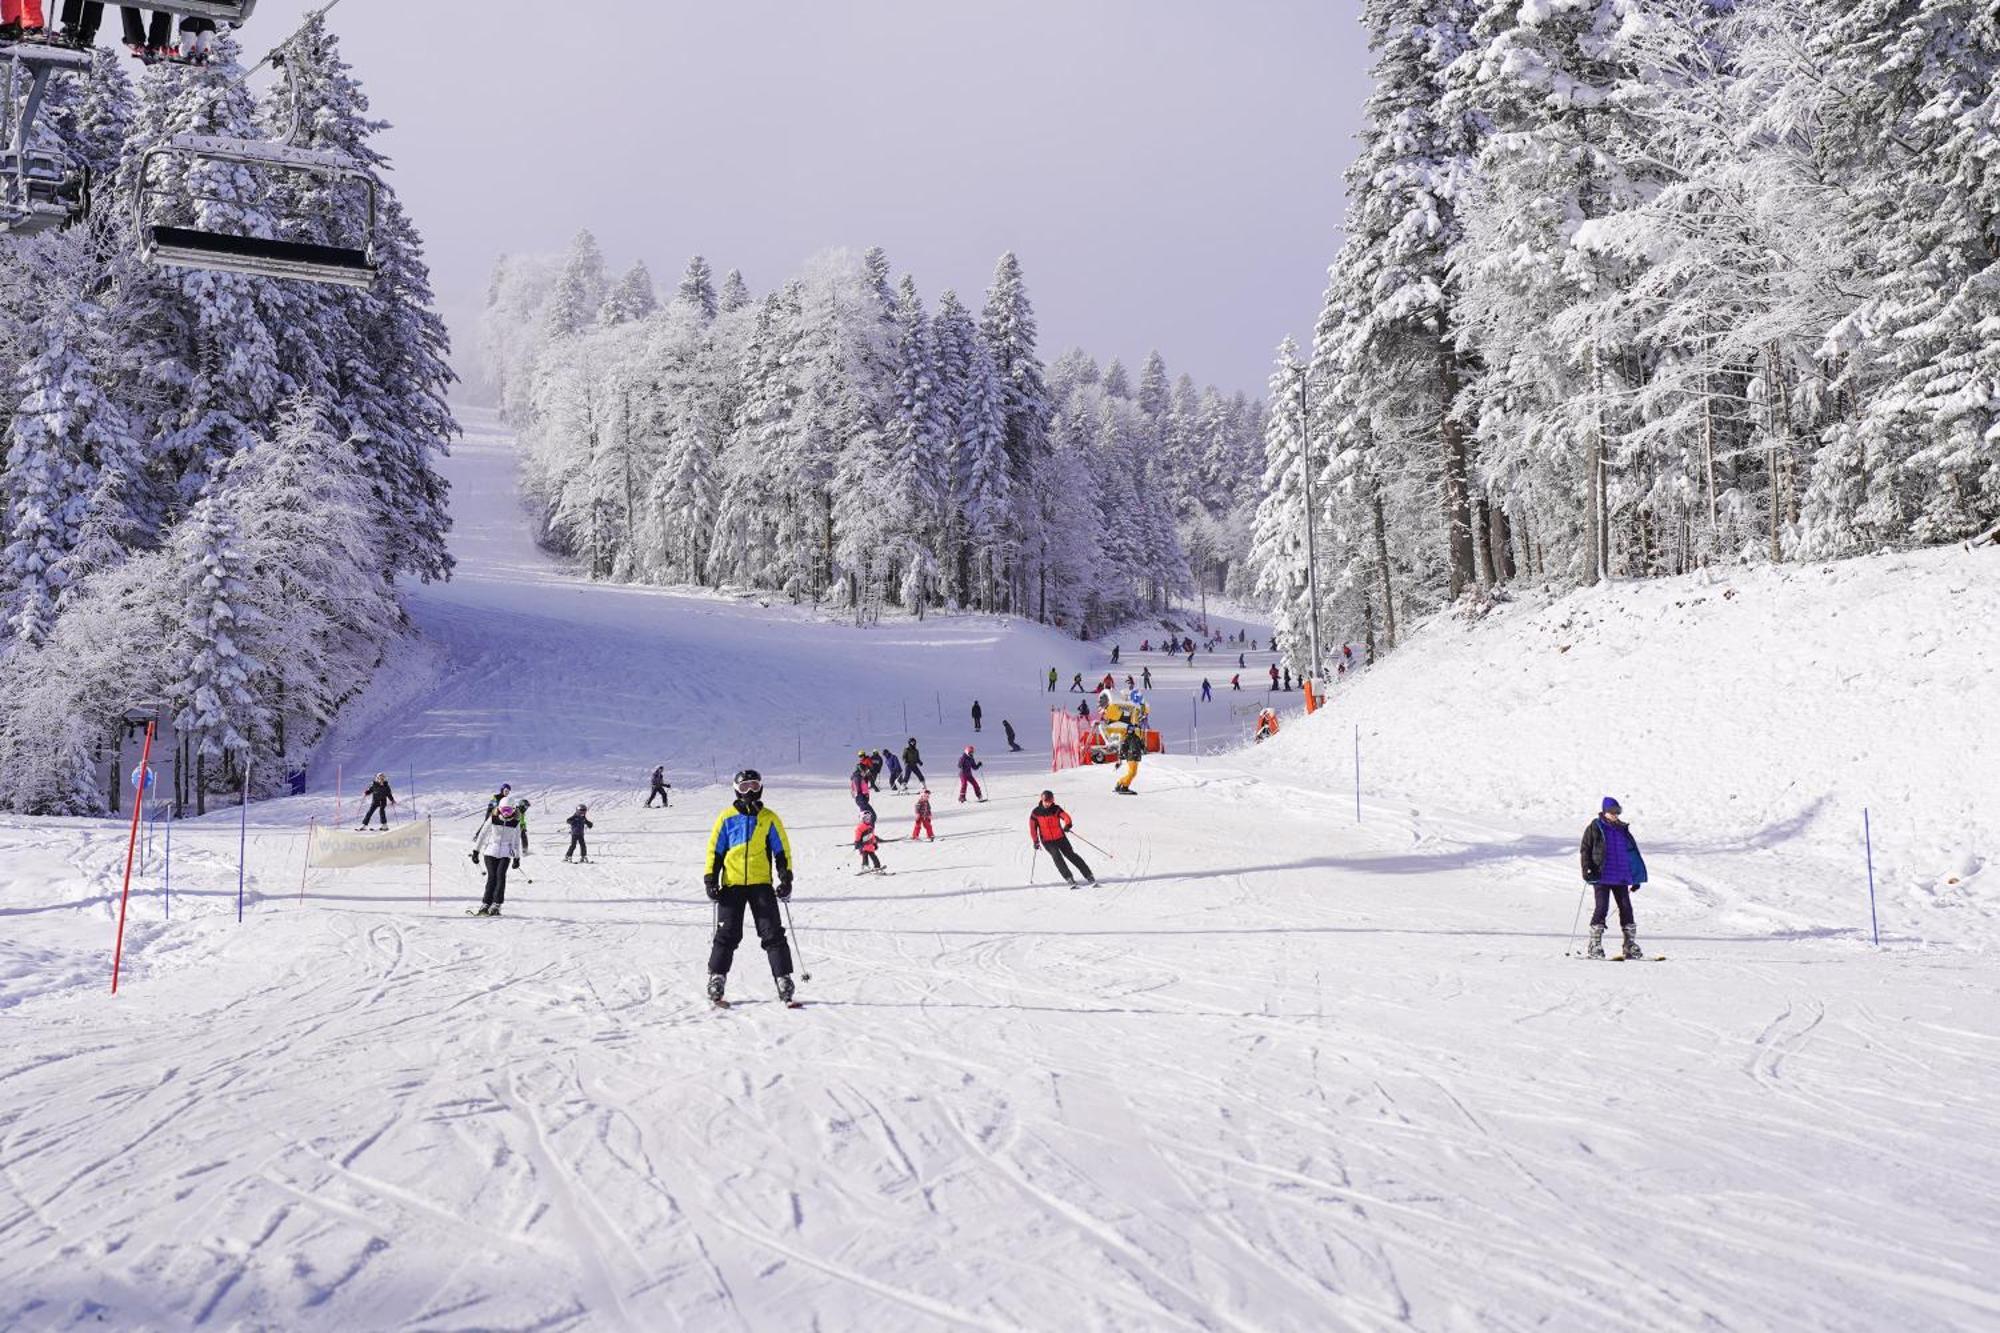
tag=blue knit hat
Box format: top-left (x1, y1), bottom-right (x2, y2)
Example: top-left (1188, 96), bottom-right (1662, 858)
top-left (1602, 796), bottom-right (1621, 813)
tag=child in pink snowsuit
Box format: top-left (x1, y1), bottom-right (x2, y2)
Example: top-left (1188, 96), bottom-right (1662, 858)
top-left (855, 812), bottom-right (884, 872)
top-left (911, 789), bottom-right (934, 842)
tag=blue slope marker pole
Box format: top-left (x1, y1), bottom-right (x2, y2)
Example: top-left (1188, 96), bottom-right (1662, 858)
top-left (238, 763), bottom-right (251, 923)
top-left (1864, 807), bottom-right (1879, 947)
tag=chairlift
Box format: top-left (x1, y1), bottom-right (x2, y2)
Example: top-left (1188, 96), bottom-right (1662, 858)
top-left (138, 0), bottom-right (261, 20)
top-left (0, 39), bottom-right (91, 235)
top-left (133, 32), bottom-right (378, 289)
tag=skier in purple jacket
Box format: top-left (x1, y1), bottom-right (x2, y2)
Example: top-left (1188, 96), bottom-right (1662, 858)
top-left (1581, 797), bottom-right (1649, 959)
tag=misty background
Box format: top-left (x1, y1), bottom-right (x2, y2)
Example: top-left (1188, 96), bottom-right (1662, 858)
top-left (234, 0), bottom-right (1368, 397)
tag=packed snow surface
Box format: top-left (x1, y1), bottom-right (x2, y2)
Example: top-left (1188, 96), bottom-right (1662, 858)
top-left (2, 413), bottom-right (1996, 1331)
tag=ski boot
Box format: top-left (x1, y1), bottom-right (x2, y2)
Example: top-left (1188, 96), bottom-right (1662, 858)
top-left (487, 904), bottom-right (503, 918)
top-left (706, 974), bottom-right (727, 1006)
top-left (1621, 926), bottom-right (1645, 961)
top-left (1586, 924), bottom-right (1606, 959)
top-left (776, 975), bottom-right (795, 1005)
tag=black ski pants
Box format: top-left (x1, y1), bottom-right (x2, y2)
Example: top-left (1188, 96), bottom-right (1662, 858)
top-left (481, 855), bottom-right (512, 907)
top-left (709, 884), bottom-right (792, 978)
top-left (905, 761), bottom-right (925, 785)
top-left (645, 782), bottom-right (669, 807)
top-left (121, 8), bottom-right (169, 47)
top-left (566, 831), bottom-right (587, 859)
top-left (1041, 837), bottom-right (1093, 883)
top-left (361, 797), bottom-right (390, 828)
top-left (60, 1), bottom-right (103, 40)
top-left (1590, 883), bottom-right (1635, 929)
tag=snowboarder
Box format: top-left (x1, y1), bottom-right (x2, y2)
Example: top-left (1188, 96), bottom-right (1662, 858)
top-left (957, 745), bottom-right (984, 803)
top-left (1003, 718), bottom-right (1022, 752)
top-left (884, 746), bottom-right (906, 791)
top-left (854, 811), bottom-right (885, 873)
top-left (646, 765), bottom-right (671, 807)
top-left (911, 788), bottom-right (935, 842)
top-left (469, 801), bottom-right (526, 916)
top-left (1075, 699), bottom-right (1091, 720)
top-left (1141, 667), bottom-right (1153, 690)
top-left (1070, 673), bottom-right (1086, 693)
top-left (850, 755), bottom-right (876, 818)
top-left (564, 805), bottom-right (593, 862)
top-left (1581, 798), bottom-right (1649, 960)
top-left (1201, 679), bottom-right (1212, 703)
top-left (971, 700), bottom-right (983, 733)
top-left (1238, 652), bottom-right (1246, 670)
top-left (359, 773), bottom-right (396, 828)
top-left (1113, 726), bottom-right (1145, 795)
top-left (1030, 791), bottom-right (1095, 885)
top-left (1111, 645), bottom-right (1121, 665)
top-left (902, 737), bottom-right (926, 786)
top-left (704, 770), bottom-right (797, 1006)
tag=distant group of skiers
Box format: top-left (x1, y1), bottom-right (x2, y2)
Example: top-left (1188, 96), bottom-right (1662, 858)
top-left (1, 2), bottom-right (221, 64)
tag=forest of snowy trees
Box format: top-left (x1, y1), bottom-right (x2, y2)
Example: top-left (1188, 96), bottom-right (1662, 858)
top-left (0, 20), bottom-right (455, 814)
top-left (1254, 0), bottom-right (2000, 671)
top-left (482, 239), bottom-right (1266, 631)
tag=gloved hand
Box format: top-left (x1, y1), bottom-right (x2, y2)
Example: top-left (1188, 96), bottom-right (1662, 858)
top-left (512, 858), bottom-right (521, 870)
top-left (703, 875), bottom-right (720, 901)
top-left (469, 850), bottom-right (479, 864)
top-left (777, 869), bottom-right (794, 901)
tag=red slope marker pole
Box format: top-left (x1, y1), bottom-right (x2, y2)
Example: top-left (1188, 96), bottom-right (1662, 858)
top-left (110, 722), bottom-right (156, 995)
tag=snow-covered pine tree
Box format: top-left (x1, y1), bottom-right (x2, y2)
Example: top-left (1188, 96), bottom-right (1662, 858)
top-left (170, 490), bottom-right (265, 799)
top-left (980, 252), bottom-right (1050, 615)
top-left (676, 255), bottom-right (718, 324)
top-left (543, 229), bottom-right (609, 341)
top-left (602, 261), bottom-right (659, 326)
top-left (719, 268), bottom-right (752, 314)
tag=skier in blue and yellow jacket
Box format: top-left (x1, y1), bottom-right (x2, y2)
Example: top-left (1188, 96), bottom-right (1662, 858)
top-left (704, 769), bottom-right (797, 1005)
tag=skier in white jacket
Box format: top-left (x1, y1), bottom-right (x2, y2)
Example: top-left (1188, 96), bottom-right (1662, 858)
top-left (470, 802), bottom-right (527, 916)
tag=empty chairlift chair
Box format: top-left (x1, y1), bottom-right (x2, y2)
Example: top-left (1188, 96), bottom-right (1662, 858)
top-left (133, 35), bottom-right (376, 289)
top-left (0, 41), bottom-right (93, 236)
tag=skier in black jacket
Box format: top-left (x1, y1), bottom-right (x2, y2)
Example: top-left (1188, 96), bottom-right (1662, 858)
top-left (565, 805), bottom-right (593, 862)
top-left (359, 773), bottom-right (395, 828)
top-left (1002, 718), bottom-right (1022, 752)
top-left (645, 765), bottom-right (671, 807)
top-left (902, 738), bottom-right (925, 786)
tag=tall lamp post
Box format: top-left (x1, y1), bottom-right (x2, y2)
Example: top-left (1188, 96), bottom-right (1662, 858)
top-left (1291, 362), bottom-right (1325, 685)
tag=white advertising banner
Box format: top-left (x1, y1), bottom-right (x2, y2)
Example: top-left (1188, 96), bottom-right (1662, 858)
top-left (310, 821), bottom-right (431, 870)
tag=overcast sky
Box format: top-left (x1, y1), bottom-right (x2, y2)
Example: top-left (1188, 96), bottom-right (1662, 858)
top-left (244, 1), bottom-right (1371, 398)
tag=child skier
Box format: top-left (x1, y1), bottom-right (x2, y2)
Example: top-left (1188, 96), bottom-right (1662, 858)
top-left (704, 770), bottom-right (797, 1006)
top-left (470, 802), bottom-right (526, 916)
top-left (911, 788), bottom-right (935, 842)
top-left (902, 737), bottom-right (926, 785)
top-left (854, 810), bottom-right (885, 873)
top-left (957, 745), bottom-right (984, 803)
top-left (565, 805), bottom-right (593, 862)
top-left (359, 772), bottom-right (396, 828)
top-left (1581, 797), bottom-right (1650, 959)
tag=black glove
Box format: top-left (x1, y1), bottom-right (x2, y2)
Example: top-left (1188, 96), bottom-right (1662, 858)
top-left (777, 869), bottom-right (794, 901)
top-left (512, 858), bottom-right (521, 870)
top-left (470, 850), bottom-right (479, 864)
top-left (703, 875), bottom-right (720, 901)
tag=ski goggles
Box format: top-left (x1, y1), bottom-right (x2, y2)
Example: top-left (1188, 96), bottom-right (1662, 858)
top-left (733, 776), bottom-right (764, 797)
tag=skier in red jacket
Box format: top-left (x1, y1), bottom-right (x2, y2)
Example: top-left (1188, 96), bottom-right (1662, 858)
top-left (1029, 792), bottom-right (1094, 885)
top-left (911, 788), bottom-right (935, 842)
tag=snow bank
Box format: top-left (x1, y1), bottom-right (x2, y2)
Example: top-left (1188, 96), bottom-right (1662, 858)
top-left (1252, 546), bottom-right (2000, 940)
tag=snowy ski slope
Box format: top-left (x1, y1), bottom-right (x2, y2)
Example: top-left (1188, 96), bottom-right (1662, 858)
top-left (2, 412), bottom-right (1997, 1331)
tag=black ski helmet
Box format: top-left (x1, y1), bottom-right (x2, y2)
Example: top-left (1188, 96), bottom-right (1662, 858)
top-left (733, 769), bottom-right (764, 797)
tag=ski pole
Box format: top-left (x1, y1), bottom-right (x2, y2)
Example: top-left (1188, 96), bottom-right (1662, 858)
top-left (1071, 833), bottom-right (1118, 861)
top-left (1029, 846), bottom-right (1038, 885)
top-left (781, 897), bottom-right (811, 982)
top-left (1564, 884), bottom-right (1589, 955)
